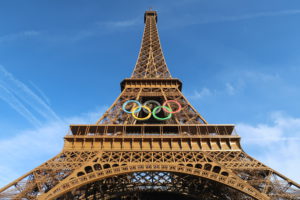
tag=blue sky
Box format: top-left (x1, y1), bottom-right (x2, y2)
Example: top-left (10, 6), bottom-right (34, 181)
top-left (1, 0), bottom-right (300, 187)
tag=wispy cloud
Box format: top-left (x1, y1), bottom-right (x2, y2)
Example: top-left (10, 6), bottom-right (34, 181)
top-left (190, 69), bottom-right (281, 99)
top-left (0, 18), bottom-right (139, 44)
top-left (97, 18), bottom-right (140, 28)
top-left (0, 65), bottom-right (106, 187)
top-left (169, 9), bottom-right (300, 28)
top-left (22, 31), bottom-right (40, 36)
top-left (0, 107), bottom-right (105, 188)
top-left (221, 69), bottom-right (282, 95)
top-left (196, 9), bottom-right (300, 25)
top-left (190, 87), bottom-right (212, 100)
top-left (0, 30), bottom-right (41, 43)
top-left (0, 17), bottom-right (140, 43)
top-left (0, 65), bottom-right (60, 127)
top-left (237, 112), bottom-right (300, 182)
top-left (29, 81), bottom-right (51, 105)
top-left (59, 18), bottom-right (141, 42)
top-left (189, 83), bottom-right (236, 100)
top-left (225, 83), bottom-right (235, 95)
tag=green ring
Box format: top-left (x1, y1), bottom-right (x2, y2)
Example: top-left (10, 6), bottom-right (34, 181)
top-left (152, 106), bottom-right (172, 120)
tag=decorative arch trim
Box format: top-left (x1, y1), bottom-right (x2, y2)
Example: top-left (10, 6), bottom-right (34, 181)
top-left (40, 163), bottom-right (269, 200)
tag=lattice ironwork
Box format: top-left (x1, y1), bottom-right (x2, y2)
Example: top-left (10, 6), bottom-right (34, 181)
top-left (0, 10), bottom-right (300, 200)
top-left (132, 11), bottom-right (171, 78)
top-left (96, 87), bottom-right (207, 125)
top-left (58, 172), bottom-right (256, 200)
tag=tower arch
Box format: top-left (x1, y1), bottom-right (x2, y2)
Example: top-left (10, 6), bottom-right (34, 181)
top-left (40, 163), bottom-right (268, 200)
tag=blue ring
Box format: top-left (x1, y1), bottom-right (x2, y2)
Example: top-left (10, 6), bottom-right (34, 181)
top-left (122, 100), bottom-right (142, 114)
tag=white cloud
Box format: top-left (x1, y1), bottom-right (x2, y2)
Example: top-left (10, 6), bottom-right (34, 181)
top-left (62, 18), bottom-right (141, 42)
top-left (190, 87), bottom-right (212, 99)
top-left (0, 66), bottom-right (61, 127)
top-left (0, 18), bottom-right (138, 43)
top-left (97, 18), bottom-right (140, 28)
top-left (225, 82), bottom-right (235, 95)
top-left (106, 19), bottom-right (139, 27)
top-left (0, 84), bottom-right (42, 126)
top-left (237, 112), bottom-right (300, 183)
top-left (167, 9), bottom-right (300, 29)
top-left (188, 69), bottom-right (282, 101)
top-left (22, 30), bottom-right (40, 36)
top-left (189, 82), bottom-right (237, 99)
top-left (0, 107), bottom-right (105, 188)
top-left (0, 66), bottom-right (109, 188)
top-left (225, 70), bottom-right (280, 90)
top-left (195, 9), bottom-right (300, 25)
top-left (223, 70), bottom-right (280, 95)
top-left (0, 30), bottom-right (41, 43)
top-left (29, 81), bottom-right (51, 105)
top-left (241, 70), bottom-right (280, 82)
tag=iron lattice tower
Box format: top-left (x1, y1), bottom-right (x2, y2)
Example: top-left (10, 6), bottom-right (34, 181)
top-left (1, 10), bottom-right (300, 200)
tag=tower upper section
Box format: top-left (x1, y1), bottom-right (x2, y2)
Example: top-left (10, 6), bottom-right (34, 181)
top-left (131, 11), bottom-right (172, 78)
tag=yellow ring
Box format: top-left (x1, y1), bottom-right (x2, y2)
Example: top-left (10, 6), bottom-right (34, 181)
top-left (132, 106), bottom-right (151, 120)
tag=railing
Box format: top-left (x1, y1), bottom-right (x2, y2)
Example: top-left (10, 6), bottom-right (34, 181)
top-left (69, 124), bottom-right (236, 136)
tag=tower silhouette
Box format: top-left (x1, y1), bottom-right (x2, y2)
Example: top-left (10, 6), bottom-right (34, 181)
top-left (0, 10), bottom-right (299, 200)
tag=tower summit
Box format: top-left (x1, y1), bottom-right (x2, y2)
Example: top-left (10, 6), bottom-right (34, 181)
top-left (0, 10), bottom-right (299, 200)
top-left (132, 10), bottom-right (171, 78)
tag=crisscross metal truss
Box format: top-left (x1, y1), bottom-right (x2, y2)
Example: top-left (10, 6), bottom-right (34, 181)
top-left (1, 150), bottom-right (299, 199)
top-left (57, 172), bottom-right (256, 200)
top-left (0, 151), bottom-right (98, 200)
top-left (131, 11), bottom-right (171, 78)
top-left (96, 87), bottom-right (207, 125)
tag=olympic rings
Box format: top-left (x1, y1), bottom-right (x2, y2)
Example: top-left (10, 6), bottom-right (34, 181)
top-left (122, 100), bottom-right (142, 114)
top-left (122, 100), bottom-right (182, 121)
top-left (132, 106), bottom-right (152, 120)
top-left (143, 100), bottom-right (161, 114)
top-left (152, 106), bottom-right (172, 120)
top-left (162, 100), bottom-right (182, 114)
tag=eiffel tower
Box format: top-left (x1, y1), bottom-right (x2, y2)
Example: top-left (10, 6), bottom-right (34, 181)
top-left (1, 10), bottom-right (300, 200)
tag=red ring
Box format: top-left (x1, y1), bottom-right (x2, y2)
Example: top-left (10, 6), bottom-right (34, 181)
top-left (162, 100), bottom-right (182, 114)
